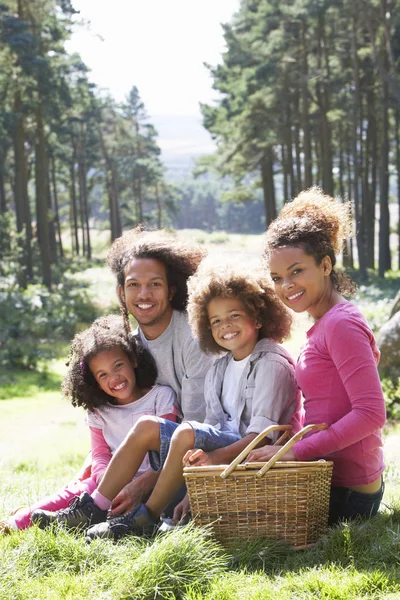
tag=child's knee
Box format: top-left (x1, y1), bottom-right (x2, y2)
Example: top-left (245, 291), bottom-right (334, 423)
top-left (170, 423), bottom-right (195, 450)
top-left (128, 416), bottom-right (160, 445)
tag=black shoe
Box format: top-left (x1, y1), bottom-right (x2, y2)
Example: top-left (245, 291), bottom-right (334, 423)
top-left (86, 503), bottom-right (158, 542)
top-left (52, 493), bottom-right (108, 529)
top-left (31, 509), bottom-right (58, 529)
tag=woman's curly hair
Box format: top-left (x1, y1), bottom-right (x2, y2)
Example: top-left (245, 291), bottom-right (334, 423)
top-left (106, 227), bottom-right (207, 328)
top-left (187, 260), bottom-right (292, 355)
top-left (264, 187), bottom-right (356, 296)
top-left (62, 314), bottom-right (157, 412)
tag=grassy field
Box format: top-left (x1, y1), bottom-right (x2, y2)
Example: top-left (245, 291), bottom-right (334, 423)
top-left (1, 230), bottom-right (399, 599)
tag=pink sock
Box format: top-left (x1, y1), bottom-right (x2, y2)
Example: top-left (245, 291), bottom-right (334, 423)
top-left (12, 507), bottom-right (32, 530)
top-left (92, 490), bottom-right (112, 511)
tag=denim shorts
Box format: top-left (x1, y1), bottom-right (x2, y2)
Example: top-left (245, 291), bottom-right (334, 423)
top-left (149, 418), bottom-right (241, 472)
top-left (328, 479), bottom-right (385, 525)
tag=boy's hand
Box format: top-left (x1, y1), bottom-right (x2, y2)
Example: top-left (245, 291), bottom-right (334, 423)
top-left (183, 448), bottom-right (214, 467)
top-left (172, 493), bottom-right (191, 524)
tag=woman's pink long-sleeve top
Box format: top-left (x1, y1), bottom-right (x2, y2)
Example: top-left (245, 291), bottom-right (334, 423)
top-left (293, 302), bottom-right (386, 487)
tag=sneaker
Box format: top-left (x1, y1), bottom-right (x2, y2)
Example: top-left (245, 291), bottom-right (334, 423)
top-left (86, 503), bottom-right (158, 542)
top-left (31, 509), bottom-right (58, 529)
top-left (50, 493), bottom-right (108, 529)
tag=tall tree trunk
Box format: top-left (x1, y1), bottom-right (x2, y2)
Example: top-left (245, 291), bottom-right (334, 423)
top-left (155, 184), bottom-right (162, 228)
top-left (365, 84), bottom-right (376, 269)
top-left (378, 65), bottom-right (391, 276)
top-left (316, 13), bottom-right (334, 195)
top-left (70, 153), bottom-right (79, 255)
top-left (345, 125), bottom-right (354, 269)
top-left (99, 128), bottom-right (121, 241)
top-left (301, 20), bottom-right (312, 188)
top-left (0, 157), bottom-right (6, 214)
top-left (51, 155), bottom-right (64, 259)
top-left (78, 157), bottom-right (91, 260)
top-left (35, 100), bottom-right (52, 288)
top-left (396, 108), bottom-right (400, 270)
top-left (13, 91), bottom-right (32, 285)
top-left (293, 88), bottom-right (302, 193)
top-left (281, 144), bottom-right (288, 203)
top-left (351, 10), bottom-right (367, 279)
top-left (261, 148), bottom-right (276, 226)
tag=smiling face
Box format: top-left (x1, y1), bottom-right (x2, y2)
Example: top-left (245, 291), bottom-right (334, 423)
top-left (88, 347), bottom-right (141, 405)
top-left (207, 296), bottom-right (261, 360)
top-left (119, 258), bottom-right (175, 340)
top-left (268, 245), bottom-right (335, 320)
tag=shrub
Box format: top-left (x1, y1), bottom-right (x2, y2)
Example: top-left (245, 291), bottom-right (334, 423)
top-left (0, 278), bottom-right (98, 370)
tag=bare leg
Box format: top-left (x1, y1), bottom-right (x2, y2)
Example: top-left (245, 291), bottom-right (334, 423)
top-left (97, 416), bottom-right (161, 502)
top-left (146, 423), bottom-right (195, 520)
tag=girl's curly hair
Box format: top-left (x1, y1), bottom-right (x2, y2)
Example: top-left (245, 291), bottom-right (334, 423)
top-left (62, 314), bottom-right (157, 412)
top-left (264, 187), bottom-right (356, 296)
top-left (106, 227), bottom-right (207, 329)
top-left (187, 260), bottom-right (292, 355)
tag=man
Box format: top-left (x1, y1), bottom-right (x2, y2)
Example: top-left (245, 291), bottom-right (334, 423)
top-left (81, 228), bottom-right (213, 516)
top-left (109, 228), bottom-right (211, 423)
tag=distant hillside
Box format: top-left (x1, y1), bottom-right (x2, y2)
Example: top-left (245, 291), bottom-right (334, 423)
top-left (151, 114), bottom-right (215, 179)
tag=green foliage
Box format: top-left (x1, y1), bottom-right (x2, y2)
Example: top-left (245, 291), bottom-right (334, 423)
top-left (0, 277), bottom-right (97, 369)
top-left (382, 377), bottom-right (400, 419)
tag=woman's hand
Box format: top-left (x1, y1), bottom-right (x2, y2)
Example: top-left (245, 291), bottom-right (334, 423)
top-left (182, 448), bottom-right (214, 467)
top-left (246, 446), bottom-right (296, 463)
top-left (172, 493), bottom-right (191, 524)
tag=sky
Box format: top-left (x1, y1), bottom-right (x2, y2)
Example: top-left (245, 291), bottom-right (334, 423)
top-left (66, 0), bottom-right (240, 118)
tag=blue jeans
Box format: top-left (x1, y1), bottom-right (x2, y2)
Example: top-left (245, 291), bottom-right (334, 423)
top-left (149, 418), bottom-right (241, 472)
top-left (328, 480), bottom-right (384, 525)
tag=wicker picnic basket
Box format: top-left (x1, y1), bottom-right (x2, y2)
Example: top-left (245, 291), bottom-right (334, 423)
top-left (183, 424), bottom-right (333, 548)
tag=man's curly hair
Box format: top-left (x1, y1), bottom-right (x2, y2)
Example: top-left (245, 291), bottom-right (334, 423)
top-left (187, 260), bottom-right (292, 355)
top-left (264, 187), bottom-right (356, 296)
top-left (62, 314), bottom-right (157, 412)
top-left (106, 227), bottom-right (207, 328)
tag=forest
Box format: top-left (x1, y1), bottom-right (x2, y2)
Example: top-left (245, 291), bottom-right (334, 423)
top-left (1, 0), bottom-right (399, 290)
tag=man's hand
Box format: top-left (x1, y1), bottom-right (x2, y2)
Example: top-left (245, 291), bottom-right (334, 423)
top-left (111, 481), bottom-right (143, 514)
top-left (182, 448), bottom-right (214, 467)
top-left (110, 469), bottom-right (159, 514)
top-left (172, 493), bottom-right (191, 524)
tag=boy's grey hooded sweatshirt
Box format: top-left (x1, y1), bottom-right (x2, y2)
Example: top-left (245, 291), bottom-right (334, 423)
top-left (202, 338), bottom-right (303, 440)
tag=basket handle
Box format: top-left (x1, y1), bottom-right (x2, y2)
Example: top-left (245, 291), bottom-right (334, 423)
top-left (220, 424), bottom-right (292, 479)
top-left (255, 423), bottom-right (328, 478)
top-left (220, 423), bottom-right (328, 480)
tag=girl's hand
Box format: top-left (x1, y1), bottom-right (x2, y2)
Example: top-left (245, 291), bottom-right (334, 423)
top-left (111, 481), bottom-right (142, 514)
top-left (172, 493), bottom-right (191, 524)
top-left (246, 446), bottom-right (296, 463)
top-left (183, 448), bottom-right (213, 467)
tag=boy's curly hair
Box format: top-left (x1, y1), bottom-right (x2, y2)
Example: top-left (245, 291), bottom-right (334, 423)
top-left (187, 260), bottom-right (292, 355)
top-left (106, 227), bottom-right (207, 327)
top-left (264, 187), bottom-right (356, 296)
top-left (62, 314), bottom-right (157, 412)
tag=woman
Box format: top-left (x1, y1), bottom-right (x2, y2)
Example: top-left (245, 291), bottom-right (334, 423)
top-left (248, 187), bottom-right (386, 524)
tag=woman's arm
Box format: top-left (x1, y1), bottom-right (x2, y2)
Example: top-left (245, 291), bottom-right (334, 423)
top-left (293, 316), bottom-right (386, 461)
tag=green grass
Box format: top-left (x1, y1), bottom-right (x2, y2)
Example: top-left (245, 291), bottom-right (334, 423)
top-left (0, 361), bottom-right (399, 599)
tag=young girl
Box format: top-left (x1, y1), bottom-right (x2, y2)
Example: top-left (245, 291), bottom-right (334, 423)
top-left (248, 187), bottom-right (386, 524)
top-left (49, 262), bottom-right (302, 541)
top-left (0, 315), bottom-right (177, 533)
